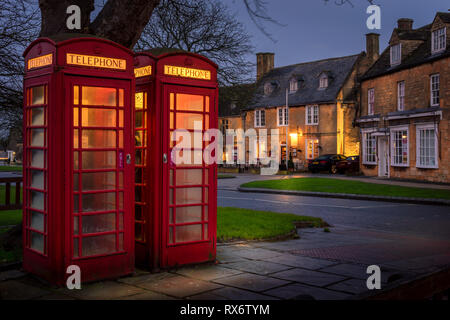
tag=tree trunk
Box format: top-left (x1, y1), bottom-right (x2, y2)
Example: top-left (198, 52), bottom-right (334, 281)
top-left (39, 0), bottom-right (161, 49)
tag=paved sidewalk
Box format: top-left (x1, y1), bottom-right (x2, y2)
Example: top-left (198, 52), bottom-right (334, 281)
top-left (1, 226), bottom-right (449, 300)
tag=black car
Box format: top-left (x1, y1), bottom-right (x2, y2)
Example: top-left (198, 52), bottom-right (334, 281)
top-left (308, 154), bottom-right (347, 174)
top-left (336, 155), bottom-right (360, 174)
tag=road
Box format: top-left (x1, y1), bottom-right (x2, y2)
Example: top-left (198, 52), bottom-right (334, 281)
top-left (218, 185), bottom-right (450, 241)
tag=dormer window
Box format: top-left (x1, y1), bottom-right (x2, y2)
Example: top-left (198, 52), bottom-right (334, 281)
top-left (390, 44), bottom-right (402, 66)
top-left (289, 78), bottom-right (298, 93)
top-left (264, 82), bottom-right (275, 96)
top-left (319, 74), bottom-right (328, 89)
top-left (432, 27), bottom-right (446, 54)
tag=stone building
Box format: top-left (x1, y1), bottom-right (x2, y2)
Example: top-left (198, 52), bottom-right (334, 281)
top-left (357, 13), bottom-right (450, 183)
top-left (219, 34), bottom-right (378, 170)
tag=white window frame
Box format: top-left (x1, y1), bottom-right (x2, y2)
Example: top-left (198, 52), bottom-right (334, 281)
top-left (430, 74), bottom-right (440, 107)
top-left (306, 105), bottom-right (319, 125)
top-left (289, 78), bottom-right (298, 93)
top-left (254, 109), bottom-right (265, 128)
top-left (368, 88), bottom-right (375, 116)
top-left (397, 81), bottom-right (405, 111)
top-left (277, 107), bottom-right (288, 127)
top-left (319, 74), bottom-right (328, 89)
top-left (390, 125), bottom-right (409, 167)
top-left (432, 27), bottom-right (446, 54)
top-left (390, 43), bottom-right (402, 66)
top-left (416, 123), bottom-right (439, 169)
top-left (361, 128), bottom-right (377, 165)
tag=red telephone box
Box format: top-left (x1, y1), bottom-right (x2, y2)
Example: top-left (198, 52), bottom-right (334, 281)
top-left (23, 36), bottom-right (135, 285)
top-left (133, 52), bottom-right (157, 267)
top-left (134, 51), bottom-right (218, 268)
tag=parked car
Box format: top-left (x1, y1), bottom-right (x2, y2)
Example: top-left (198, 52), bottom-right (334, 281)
top-left (336, 155), bottom-right (360, 174)
top-left (308, 154), bottom-right (347, 174)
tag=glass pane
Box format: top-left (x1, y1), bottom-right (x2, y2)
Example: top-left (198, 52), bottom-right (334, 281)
top-left (204, 224), bottom-right (208, 240)
top-left (31, 129), bottom-right (45, 147)
top-left (176, 113), bottom-right (203, 130)
top-left (169, 227), bottom-right (173, 244)
top-left (82, 234), bottom-right (116, 256)
top-left (135, 223), bottom-right (143, 241)
top-left (74, 86), bottom-right (79, 105)
top-left (119, 212), bottom-right (124, 230)
top-left (82, 151), bottom-right (116, 169)
top-left (74, 216), bottom-right (78, 234)
top-left (135, 112), bottom-right (143, 128)
top-left (135, 150), bottom-right (142, 165)
top-left (175, 206), bottom-right (202, 223)
top-left (81, 108), bottom-right (116, 127)
top-left (30, 108), bottom-right (45, 126)
top-left (172, 149), bottom-right (203, 166)
top-left (176, 224), bottom-right (202, 243)
top-left (176, 94), bottom-right (203, 111)
top-left (30, 211), bottom-right (44, 232)
top-left (30, 191), bottom-right (45, 211)
top-left (119, 192), bottom-right (123, 210)
top-left (135, 186), bottom-right (142, 202)
top-left (119, 131), bottom-right (123, 148)
top-left (119, 171), bottom-right (123, 189)
top-left (170, 93), bottom-right (174, 110)
top-left (119, 110), bottom-right (123, 127)
top-left (74, 152), bottom-right (79, 170)
top-left (135, 131), bottom-right (144, 147)
top-left (31, 231), bottom-right (44, 253)
top-left (82, 192), bottom-right (116, 212)
top-left (82, 86), bottom-right (116, 106)
top-left (205, 115), bottom-right (209, 130)
top-left (170, 208), bottom-right (174, 224)
top-left (74, 195), bottom-right (79, 213)
top-left (170, 112), bottom-right (174, 129)
top-left (135, 92), bottom-right (144, 110)
top-left (204, 187), bottom-right (209, 203)
top-left (30, 86), bottom-right (45, 106)
top-left (81, 130), bottom-right (116, 148)
top-left (204, 206), bottom-right (208, 221)
top-left (31, 170), bottom-right (45, 190)
top-left (175, 169), bottom-right (202, 185)
top-left (74, 108), bottom-right (79, 126)
top-left (82, 213), bottom-right (116, 234)
top-left (81, 172), bottom-right (115, 191)
top-left (175, 187), bottom-right (202, 205)
top-left (30, 149), bottom-right (44, 168)
top-left (135, 205), bottom-right (142, 220)
top-left (205, 96), bottom-right (209, 112)
top-left (119, 233), bottom-right (124, 250)
top-left (74, 129), bottom-right (79, 148)
top-left (73, 238), bottom-right (79, 257)
top-left (119, 89), bottom-right (124, 107)
top-left (135, 168), bottom-right (142, 183)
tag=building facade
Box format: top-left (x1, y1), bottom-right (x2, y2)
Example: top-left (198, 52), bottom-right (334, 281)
top-left (218, 35), bottom-right (378, 170)
top-left (357, 13), bottom-right (450, 183)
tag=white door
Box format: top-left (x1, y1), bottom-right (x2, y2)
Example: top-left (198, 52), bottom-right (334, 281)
top-left (378, 137), bottom-right (389, 178)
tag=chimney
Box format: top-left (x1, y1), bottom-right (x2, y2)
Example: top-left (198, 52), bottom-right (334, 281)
top-left (256, 52), bottom-right (274, 81)
top-left (397, 18), bottom-right (414, 31)
top-left (366, 33), bottom-right (380, 64)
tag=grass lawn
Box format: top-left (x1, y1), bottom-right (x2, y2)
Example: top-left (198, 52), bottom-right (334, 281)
top-left (241, 177), bottom-right (450, 200)
top-left (0, 208), bottom-right (325, 262)
top-left (0, 165), bottom-right (22, 172)
top-left (217, 207), bottom-right (325, 242)
top-left (218, 174), bottom-right (236, 179)
top-left (0, 185), bottom-right (22, 204)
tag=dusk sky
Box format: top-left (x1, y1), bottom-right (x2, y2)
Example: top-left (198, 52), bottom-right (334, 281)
top-left (226, 0), bottom-right (450, 71)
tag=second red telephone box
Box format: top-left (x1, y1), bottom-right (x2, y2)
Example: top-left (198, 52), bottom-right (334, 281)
top-left (134, 51), bottom-right (218, 269)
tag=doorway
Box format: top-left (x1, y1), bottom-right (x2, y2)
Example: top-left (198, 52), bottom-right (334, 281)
top-left (378, 137), bottom-right (389, 178)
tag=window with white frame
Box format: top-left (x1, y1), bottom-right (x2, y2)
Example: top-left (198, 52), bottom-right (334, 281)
top-left (416, 124), bottom-right (438, 168)
top-left (390, 44), bottom-right (401, 65)
top-left (430, 74), bottom-right (440, 106)
top-left (362, 131), bottom-right (377, 164)
top-left (306, 105), bottom-right (319, 125)
top-left (254, 109), bottom-right (265, 127)
top-left (368, 88), bottom-right (375, 115)
top-left (319, 74), bottom-right (328, 89)
top-left (277, 107), bottom-right (288, 126)
top-left (432, 27), bottom-right (446, 53)
top-left (397, 81), bottom-right (405, 111)
top-left (391, 127), bottom-right (409, 166)
top-left (289, 78), bottom-right (298, 92)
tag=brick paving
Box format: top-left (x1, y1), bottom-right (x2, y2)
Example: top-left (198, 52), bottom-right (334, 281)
top-left (1, 225), bottom-right (449, 300)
